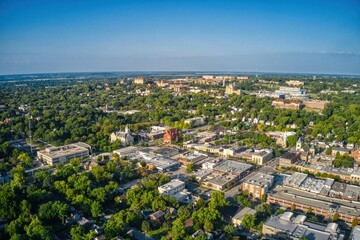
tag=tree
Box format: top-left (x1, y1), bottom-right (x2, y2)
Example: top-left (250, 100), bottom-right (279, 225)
top-left (141, 220), bottom-right (151, 233)
top-left (332, 212), bottom-right (339, 221)
top-left (18, 153), bottom-right (32, 167)
top-left (255, 204), bottom-right (271, 218)
top-left (352, 218), bottom-right (359, 228)
top-left (171, 219), bottom-right (186, 240)
top-left (203, 221), bottom-right (214, 232)
top-left (325, 147), bottom-right (332, 155)
top-left (91, 201), bottom-right (101, 218)
top-left (185, 163), bottom-right (194, 173)
top-left (287, 135), bottom-right (297, 147)
top-left (236, 194), bottom-right (251, 208)
top-left (0, 184), bottom-right (18, 220)
top-left (242, 214), bottom-right (255, 230)
top-left (104, 211), bottom-right (126, 238)
top-left (223, 224), bottom-right (235, 236)
top-left (291, 203), bottom-right (296, 212)
top-left (209, 191), bottom-right (229, 210)
top-left (178, 206), bottom-right (191, 220)
top-left (261, 193), bottom-right (267, 203)
top-left (11, 164), bottom-right (25, 189)
top-left (25, 217), bottom-right (53, 240)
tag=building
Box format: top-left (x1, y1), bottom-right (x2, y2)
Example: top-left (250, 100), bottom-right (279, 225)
top-left (285, 80), bottom-right (304, 86)
top-left (263, 212), bottom-right (344, 240)
top-left (202, 75), bottom-right (214, 80)
top-left (332, 147), bottom-right (351, 157)
top-left (184, 117), bottom-right (205, 127)
top-left (249, 149), bottom-right (273, 165)
top-left (110, 125), bottom-right (134, 146)
top-left (242, 173), bottom-right (274, 200)
top-left (202, 171), bottom-right (237, 191)
top-left (266, 131), bottom-right (297, 148)
top-left (133, 77), bottom-right (146, 84)
top-left (352, 148), bottom-right (360, 163)
top-left (225, 83), bottom-right (242, 95)
top-left (267, 186), bottom-right (360, 225)
top-left (232, 207), bottom-right (257, 227)
top-left (37, 142), bottom-right (91, 166)
top-left (351, 226), bottom-right (360, 240)
top-left (214, 160), bottom-right (253, 179)
top-left (279, 152), bottom-right (299, 167)
top-left (274, 86), bottom-right (309, 100)
top-left (271, 99), bottom-right (303, 110)
top-left (179, 152), bottom-right (208, 167)
top-left (303, 100), bottom-right (330, 110)
top-left (149, 210), bottom-right (165, 222)
top-left (164, 128), bottom-right (179, 144)
top-left (158, 179), bottom-right (185, 196)
top-left (113, 146), bottom-right (138, 158)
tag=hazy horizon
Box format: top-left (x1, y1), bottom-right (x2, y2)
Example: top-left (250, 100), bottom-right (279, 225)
top-left (1, 0), bottom-right (359, 75)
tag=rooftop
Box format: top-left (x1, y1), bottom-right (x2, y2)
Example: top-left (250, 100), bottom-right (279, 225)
top-left (214, 160), bottom-right (253, 175)
top-left (245, 173), bottom-right (274, 187)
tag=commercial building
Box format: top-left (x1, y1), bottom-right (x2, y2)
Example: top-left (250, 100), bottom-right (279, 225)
top-left (266, 131), bottom-right (297, 148)
top-left (37, 142), bottom-right (91, 166)
top-left (202, 171), bottom-right (237, 191)
top-left (184, 117), bottom-right (205, 127)
top-left (133, 77), bottom-right (146, 84)
top-left (214, 160), bottom-right (253, 179)
top-left (332, 147), bottom-right (351, 157)
top-left (279, 152), bottom-right (299, 167)
top-left (242, 173), bottom-right (274, 200)
top-left (158, 179), bottom-right (185, 196)
top-left (285, 80), bottom-right (304, 86)
top-left (263, 212), bottom-right (344, 240)
top-left (113, 146), bottom-right (139, 158)
top-left (249, 149), bottom-right (273, 165)
top-left (232, 207), bottom-right (257, 227)
top-left (267, 186), bottom-right (360, 225)
top-left (274, 86), bottom-right (309, 100)
top-left (272, 99), bottom-right (303, 110)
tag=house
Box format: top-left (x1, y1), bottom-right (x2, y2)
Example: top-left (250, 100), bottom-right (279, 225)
top-left (164, 128), bottom-right (179, 144)
top-left (232, 207), bottom-right (257, 227)
top-left (149, 210), bottom-right (165, 222)
top-left (110, 125), bottom-right (134, 146)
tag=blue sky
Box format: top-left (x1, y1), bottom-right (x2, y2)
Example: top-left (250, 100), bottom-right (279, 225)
top-left (0, 0), bottom-right (359, 75)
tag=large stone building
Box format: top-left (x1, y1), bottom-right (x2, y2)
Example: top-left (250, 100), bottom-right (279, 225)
top-left (37, 142), bottom-right (91, 166)
top-left (225, 83), bottom-right (241, 95)
top-left (110, 125), bottom-right (134, 146)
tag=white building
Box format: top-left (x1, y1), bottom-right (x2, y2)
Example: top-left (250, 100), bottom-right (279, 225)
top-left (158, 179), bottom-right (185, 196)
top-left (37, 142), bottom-right (91, 166)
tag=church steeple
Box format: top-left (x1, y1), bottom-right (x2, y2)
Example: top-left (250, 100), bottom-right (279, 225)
top-left (125, 124), bottom-right (131, 134)
top-left (296, 138), bottom-right (302, 151)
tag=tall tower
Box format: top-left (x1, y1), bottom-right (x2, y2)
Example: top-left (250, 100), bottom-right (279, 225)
top-left (125, 124), bottom-right (131, 134)
top-left (296, 138), bottom-right (302, 151)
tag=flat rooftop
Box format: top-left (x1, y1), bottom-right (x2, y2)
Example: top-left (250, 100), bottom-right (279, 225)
top-left (245, 173), bottom-right (274, 187)
top-left (158, 179), bottom-right (185, 191)
top-left (214, 160), bottom-right (252, 175)
top-left (269, 186), bottom-right (360, 217)
top-left (38, 143), bottom-right (89, 158)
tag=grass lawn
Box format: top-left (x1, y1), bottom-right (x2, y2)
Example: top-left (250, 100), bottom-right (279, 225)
top-left (147, 227), bottom-right (169, 239)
